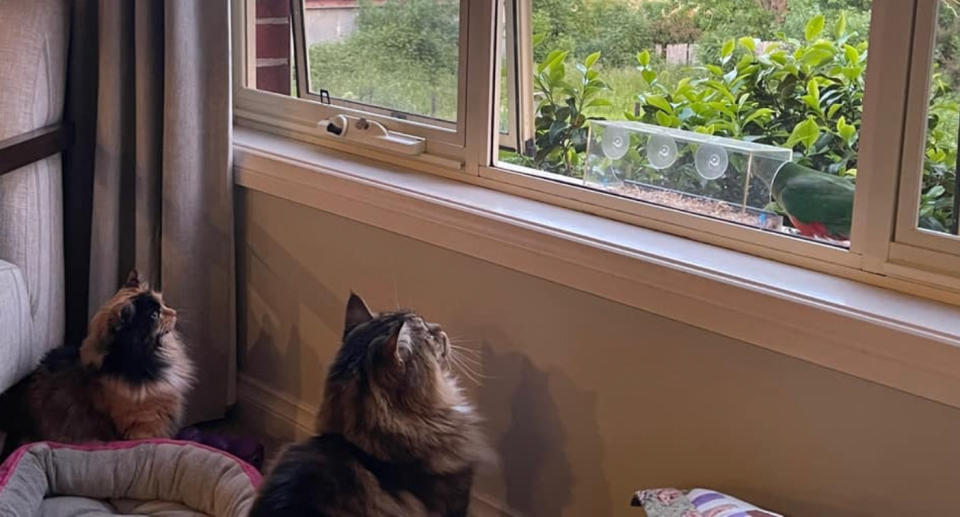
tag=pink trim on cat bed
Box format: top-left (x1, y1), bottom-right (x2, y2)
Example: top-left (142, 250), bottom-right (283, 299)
top-left (0, 439), bottom-right (262, 493)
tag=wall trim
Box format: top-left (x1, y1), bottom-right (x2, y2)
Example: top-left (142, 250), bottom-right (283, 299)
top-left (233, 128), bottom-right (960, 408)
top-left (237, 374), bottom-right (317, 439)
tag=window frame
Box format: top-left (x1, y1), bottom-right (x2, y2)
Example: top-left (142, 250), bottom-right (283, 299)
top-left (497, 0), bottom-right (534, 153)
top-left (233, 0), bottom-right (472, 160)
top-left (231, 0), bottom-right (960, 296)
top-left (894, 0), bottom-right (960, 258)
top-left (289, 0), bottom-right (464, 133)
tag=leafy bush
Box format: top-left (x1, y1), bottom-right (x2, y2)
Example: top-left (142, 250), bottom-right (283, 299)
top-left (521, 50), bottom-right (611, 175)
top-left (517, 11), bottom-right (956, 231)
top-left (780, 0), bottom-right (871, 43)
top-left (531, 0), bottom-right (655, 67)
top-left (921, 72), bottom-right (958, 232)
top-left (634, 15), bottom-right (865, 173)
top-left (307, 0), bottom-right (459, 120)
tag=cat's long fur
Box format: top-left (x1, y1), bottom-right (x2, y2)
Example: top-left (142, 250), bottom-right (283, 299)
top-left (0, 270), bottom-right (194, 457)
top-left (251, 293), bottom-right (489, 517)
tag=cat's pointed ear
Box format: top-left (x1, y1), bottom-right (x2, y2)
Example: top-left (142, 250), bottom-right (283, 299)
top-left (123, 268), bottom-right (142, 288)
top-left (344, 292), bottom-right (374, 335)
top-left (114, 302), bottom-right (135, 329)
top-left (383, 321), bottom-right (410, 365)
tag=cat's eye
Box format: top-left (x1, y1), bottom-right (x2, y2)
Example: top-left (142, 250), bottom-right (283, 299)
top-left (151, 312), bottom-right (159, 320)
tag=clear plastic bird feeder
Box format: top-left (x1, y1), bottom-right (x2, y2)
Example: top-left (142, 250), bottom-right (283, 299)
top-left (585, 121), bottom-right (794, 230)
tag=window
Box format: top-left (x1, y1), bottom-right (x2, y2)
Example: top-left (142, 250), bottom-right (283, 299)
top-left (497, 0), bottom-right (878, 249)
top-left (236, 0), bottom-right (470, 159)
top-left (292, 0), bottom-right (461, 127)
top-left (233, 0), bottom-right (960, 291)
top-left (893, 0), bottom-right (960, 260)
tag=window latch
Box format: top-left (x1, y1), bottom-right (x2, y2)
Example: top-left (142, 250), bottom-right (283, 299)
top-left (317, 114), bottom-right (425, 156)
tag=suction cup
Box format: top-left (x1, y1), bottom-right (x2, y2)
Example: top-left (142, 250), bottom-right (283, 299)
top-left (646, 134), bottom-right (678, 169)
top-left (600, 126), bottom-right (631, 160)
top-left (695, 144), bottom-right (728, 180)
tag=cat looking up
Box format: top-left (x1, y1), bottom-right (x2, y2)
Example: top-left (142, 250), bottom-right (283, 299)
top-left (0, 269), bottom-right (194, 458)
top-left (251, 293), bottom-right (489, 517)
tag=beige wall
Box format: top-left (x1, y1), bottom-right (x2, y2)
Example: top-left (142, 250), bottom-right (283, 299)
top-left (238, 188), bottom-right (960, 516)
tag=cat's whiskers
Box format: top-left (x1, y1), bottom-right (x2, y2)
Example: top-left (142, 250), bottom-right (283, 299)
top-left (447, 335), bottom-right (480, 343)
top-left (450, 359), bottom-right (481, 386)
top-left (449, 349), bottom-right (483, 367)
top-left (449, 344), bottom-right (482, 359)
top-left (448, 349), bottom-right (492, 385)
top-left (447, 351), bottom-right (482, 385)
top-left (449, 342), bottom-right (482, 356)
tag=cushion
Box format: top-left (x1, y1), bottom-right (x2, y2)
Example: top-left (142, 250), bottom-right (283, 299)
top-left (0, 440), bottom-right (262, 517)
top-left (632, 488), bottom-right (782, 517)
top-left (0, 261), bottom-right (30, 393)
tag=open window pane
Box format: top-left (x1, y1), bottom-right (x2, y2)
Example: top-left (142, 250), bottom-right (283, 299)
top-left (246, 0), bottom-right (461, 129)
top-left (916, 0), bottom-right (959, 236)
top-left (297, 0), bottom-right (461, 124)
top-left (498, 0), bottom-right (875, 248)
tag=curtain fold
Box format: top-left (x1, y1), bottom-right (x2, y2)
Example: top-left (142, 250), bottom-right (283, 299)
top-left (64, 0), bottom-right (235, 422)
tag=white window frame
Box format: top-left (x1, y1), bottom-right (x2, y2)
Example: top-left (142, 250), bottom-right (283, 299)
top-left (289, 0), bottom-right (461, 133)
top-left (891, 0), bottom-right (960, 270)
top-left (481, 0), bottom-right (916, 271)
top-left (232, 0), bottom-right (960, 296)
top-left (233, 0), bottom-right (473, 163)
top-left (497, 0), bottom-right (534, 153)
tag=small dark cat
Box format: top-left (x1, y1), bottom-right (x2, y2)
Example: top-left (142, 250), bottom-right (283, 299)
top-left (0, 269), bottom-right (194, 458)
top-left (250, 293), bottom-right (488, 517)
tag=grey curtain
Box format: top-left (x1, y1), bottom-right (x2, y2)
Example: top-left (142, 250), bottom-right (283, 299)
top-left (64, 0), bottom-right (235, 422)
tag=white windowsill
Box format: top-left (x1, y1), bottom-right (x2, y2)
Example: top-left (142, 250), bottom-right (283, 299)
top-left (234, 126), bottom-right (960, 408)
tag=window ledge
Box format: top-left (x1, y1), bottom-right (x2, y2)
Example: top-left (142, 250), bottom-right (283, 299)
top-left (234, 127), bottom-right (960, 408)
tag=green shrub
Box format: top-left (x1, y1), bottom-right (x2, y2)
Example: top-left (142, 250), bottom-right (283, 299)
top-left (517, 11), bottom-right (956, 231)
top-left (532, 0), bottom-right (655, 67)
top-left (524, 50), bottom-right (611, 176)
top-left (307, 0), bottom-right (459, 120)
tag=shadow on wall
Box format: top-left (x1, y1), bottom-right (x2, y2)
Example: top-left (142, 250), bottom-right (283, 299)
top-left (474, 339), bottom-right (612, 516)
top-left (238, 214), bottom-right (344, 402)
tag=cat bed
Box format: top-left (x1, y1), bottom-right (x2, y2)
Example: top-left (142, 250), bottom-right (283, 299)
top-left (632, 488), bottom-right (782, 517)
top-left (0, 439), bottom-right (261, 517)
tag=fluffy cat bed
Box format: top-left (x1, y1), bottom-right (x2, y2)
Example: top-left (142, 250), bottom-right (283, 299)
top-left (0, 440), bottom-right (261, 516)
top-left (631, 488), bottom-right (782, 517)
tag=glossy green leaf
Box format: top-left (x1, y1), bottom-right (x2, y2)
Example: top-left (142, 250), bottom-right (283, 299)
top-left (805, 14), bottom-right (825, 41)
top-left (786, 118), bottom-right (821, 150)
top-left (636, 50), bottom-right (650, 66)
top-left (645, 94), bottom-right (673, 114)
top-left (721, 39), bottom-right (735, 60)
top-left (584, 51), bottom-right (601, 69)
top-left (834, 11), bottom-right (847, 39)
top-left (843, 44), bottom-right (859, 64)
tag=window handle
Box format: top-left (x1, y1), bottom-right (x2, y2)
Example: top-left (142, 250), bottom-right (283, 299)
top-left (317, 115), bottom-right (425, 156)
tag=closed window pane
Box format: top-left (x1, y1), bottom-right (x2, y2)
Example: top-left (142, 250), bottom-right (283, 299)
top-left (918, 0), bottom-right (959, 236)
top-left (499, 0), bottom-right (875, 248)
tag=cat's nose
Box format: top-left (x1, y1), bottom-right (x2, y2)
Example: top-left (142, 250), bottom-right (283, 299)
top-left (163, 307), bottom-right (177, 318)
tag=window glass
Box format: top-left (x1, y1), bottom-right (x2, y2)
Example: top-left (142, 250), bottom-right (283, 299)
top-left (301, 0), bottom-right (460, 123)
top-left (498, 0), bottom-right (876, 247)
top-left (917, 0), bottom-right (959, 236)
top-left (249, 0), bottom-right (461, 125)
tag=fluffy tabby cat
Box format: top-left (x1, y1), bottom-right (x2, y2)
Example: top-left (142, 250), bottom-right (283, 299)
top-left (250, 293), bottom-right (488, 517)
top-left (0, 269), bottom-right (194, 457)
